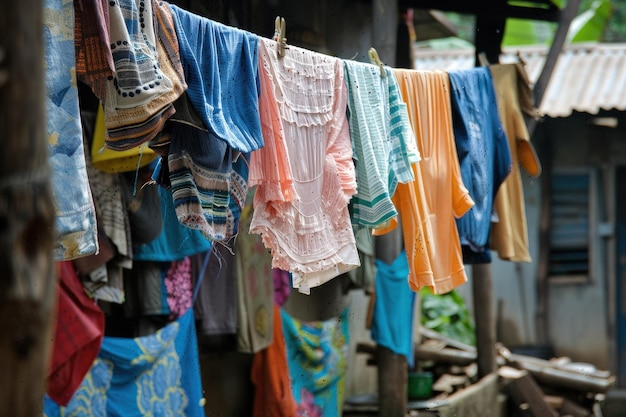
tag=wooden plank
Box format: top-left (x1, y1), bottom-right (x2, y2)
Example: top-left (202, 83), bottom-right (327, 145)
top-left (505, 373), bottom-right (559, 417)
top-left (399, 1), bottom-right (560, 21)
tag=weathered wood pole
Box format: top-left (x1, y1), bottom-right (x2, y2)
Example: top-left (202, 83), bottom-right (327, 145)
top-left (471, 264), bottom-right (498, 377)
top-left (0, 0), bottom-right (57, 415)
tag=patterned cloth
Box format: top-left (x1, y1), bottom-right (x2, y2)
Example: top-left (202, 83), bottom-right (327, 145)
top-left (169, 4), bottom-right (264, 153)
top-left (273, 269), bottom-right (291, 307)
top-left (167, 123), bottom-right (240, 241)
top-left (43, 308), bottom-right (204, 417)
top-left (101, 0), bottom-right (186, 151)
top-left (73, 0), bottom-right (114, 98)
top-left (448, 68), bottom-right (512, 263)
top-left (45, 0), bottom-right (98, 260)
top-left (164, 257), bottom-right (193, 319)
top-left (343, 60), bottom-right (418, 230)
top-left (281, 308), bottom-right (350, 417)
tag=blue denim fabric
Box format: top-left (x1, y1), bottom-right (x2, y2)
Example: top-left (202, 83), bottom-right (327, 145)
top-left (44, 0), bottom-right (98, 260)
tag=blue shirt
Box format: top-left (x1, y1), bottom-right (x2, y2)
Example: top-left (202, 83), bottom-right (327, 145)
top-left (448, 68), bottom-right (512, 263)
top-left (169, 5), bottom-right (264, 153)
top-left (371, 250), bottom-right (415, 367)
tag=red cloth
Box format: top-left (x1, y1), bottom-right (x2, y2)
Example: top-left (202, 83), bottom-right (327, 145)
top-left (251, 304), bottom-right (298, 417)
top-left (47, 261), bottom-right (105, 406)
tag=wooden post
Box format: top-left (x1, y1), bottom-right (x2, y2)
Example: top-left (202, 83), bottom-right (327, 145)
top-left (527, 0), bottom-right (582, 136)
top-left (472, 264), bottom-right (497, 378)
top-left (534, 138), bottom-right (553, 347)
top-left (372, 0), bottom-right (405, 415)
top-left (0, 0), bottom-right (57, 415)
top-left (375, 228), bottom-right (407, 417)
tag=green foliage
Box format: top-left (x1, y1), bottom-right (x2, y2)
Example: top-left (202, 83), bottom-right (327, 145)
top-left (420, 287), bottom-right (476, 347)
top-left (503, 18), bottom-right (540, 46)
top-left (441, 0), bottom-right (626, 46)
top-left (568, 0), bottom-right (613, 42)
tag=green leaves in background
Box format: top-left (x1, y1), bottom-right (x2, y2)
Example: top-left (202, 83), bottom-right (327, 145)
top-left (567, 0), bottom-right (613, 42)
top-left (503, 18), bottom-right (541, 46)
top-left (420, 287), bottom-right (476, 347)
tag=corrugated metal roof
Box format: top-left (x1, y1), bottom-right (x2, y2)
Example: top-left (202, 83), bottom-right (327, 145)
top-left (412, 43), bottom-right (626, 118)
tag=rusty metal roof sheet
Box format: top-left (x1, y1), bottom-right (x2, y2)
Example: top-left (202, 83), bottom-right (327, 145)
top-left (412, 43), bottom-right (626, 118)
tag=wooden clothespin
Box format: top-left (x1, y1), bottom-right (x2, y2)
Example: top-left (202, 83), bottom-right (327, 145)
top-left (478, 52), bottom-right (490, 67)
top-left (368, 47), bottom-right (386, 78)
top-left (273, 16), bottom-right (288, 58)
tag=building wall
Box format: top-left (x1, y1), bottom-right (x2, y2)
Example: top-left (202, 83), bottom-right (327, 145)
top-left (463, 112), bottom-right (626, 373)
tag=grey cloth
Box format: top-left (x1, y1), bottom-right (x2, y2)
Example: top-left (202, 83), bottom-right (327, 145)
top-left (123, 261), bottom-right (169, 317)
top-left (192, 246), bottom-right (238, 338)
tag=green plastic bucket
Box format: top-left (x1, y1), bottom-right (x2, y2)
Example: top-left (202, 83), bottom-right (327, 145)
top-left (407, 371), bottom-right (433, 400)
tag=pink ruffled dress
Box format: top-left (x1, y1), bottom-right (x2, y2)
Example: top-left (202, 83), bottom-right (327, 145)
top-left (249, 38), bottom-right (360, 294)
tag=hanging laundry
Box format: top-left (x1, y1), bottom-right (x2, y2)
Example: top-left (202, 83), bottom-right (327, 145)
top-left (489, 63), bottom-right (542, 263)
top-left (43, 308), bottom-right (204, 417)
top-left (158, 3), bottom-right (263, 240)
top-left (448, 68), bottom-right (512, 263)
top-left (251, 304), bottom-right (299, 417)
top-left (133, 179), bottom-right (212, 262)
top-left (236, 194), bottom-right (275, 354)
top-left (45, 0), bottom-right (98, 261)
top-left (106, 0), bottom-right (187, 151)
top-left (250, 38), bottom-right (360, 294)
top-left (122, 261), bottom-right (171, 318)
top-left (73, 0), bottom-right (115, 99)
top-left (120, 169), bottom-right (164, 245)
top-left (168, 4), bottom-right (264, 154)
top-left (346, 228), bottom-right (377, 294)
top-left (192, 246), bottom-right (238, 345)
top-left (90, 104), bottom-right (158, 173)
top-left (164, 257), bottom-right (193, 319)
top-left (386, 69), bottom-right (474, 294)
top-left (273, 268), bottom-right (292, 307)
top-left (281, 307), bottom-right (350, 417)
top-left (370, 250), bottom-right (416, 367)
top-left (167, 123), bottom-right (248, 241)
top-left (47, 262), bottom-right (105, 407)
top-left (343, 59), bottom-right (419, 230)
top-left (78, 95), bottom-right (130, 304)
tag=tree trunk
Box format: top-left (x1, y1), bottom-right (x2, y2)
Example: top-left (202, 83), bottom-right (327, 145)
top-left (0, 0), bottom-right (57, 415)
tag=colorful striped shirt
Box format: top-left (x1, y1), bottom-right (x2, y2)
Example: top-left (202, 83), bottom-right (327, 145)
top-left (343, 60), bottom-right (419, 230)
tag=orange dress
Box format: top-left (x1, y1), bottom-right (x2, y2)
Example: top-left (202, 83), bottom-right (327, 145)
top-left (251, 304), bottom-right (298, 417)
top-left (380, 69), bottom-right (474, 294)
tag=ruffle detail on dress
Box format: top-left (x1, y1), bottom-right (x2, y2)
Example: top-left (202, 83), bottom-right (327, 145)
top-left (250, 213), bottom-right (359, 292)
top-left (259, 38), bottom-right (337, 129)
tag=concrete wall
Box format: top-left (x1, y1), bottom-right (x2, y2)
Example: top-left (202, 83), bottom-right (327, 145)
top-left (459, 112), bottom-right (626, 373)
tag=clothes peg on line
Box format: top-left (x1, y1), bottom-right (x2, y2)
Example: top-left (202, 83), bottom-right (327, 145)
top-left (478, 52), bottom-right (490, 67)
top-left (368, 47), bottom-right (386, 78)
top-left (273, 16), bottom-right (288, 57)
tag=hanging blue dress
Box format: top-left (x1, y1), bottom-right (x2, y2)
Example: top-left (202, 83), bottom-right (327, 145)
top-left (43, 309), bottom-right (204, 417)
